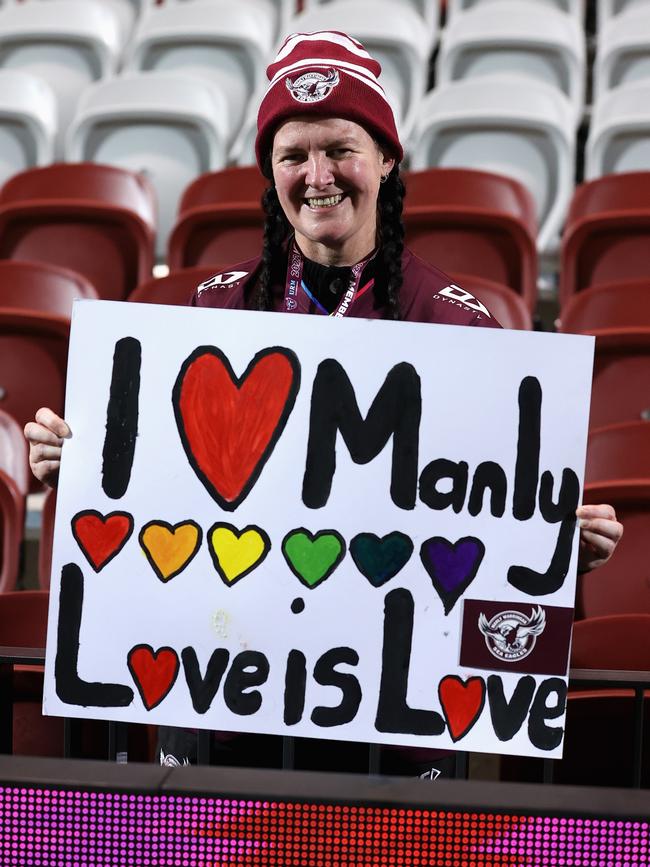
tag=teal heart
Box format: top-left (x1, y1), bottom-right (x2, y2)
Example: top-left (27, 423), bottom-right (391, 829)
top-left (282, 529), bottom-right (346, 588)
top-left (350, 532), bottom-right (414, 587)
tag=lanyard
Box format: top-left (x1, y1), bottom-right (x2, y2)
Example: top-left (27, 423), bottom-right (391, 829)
top-left (283, 242), bottom-right (375, 317)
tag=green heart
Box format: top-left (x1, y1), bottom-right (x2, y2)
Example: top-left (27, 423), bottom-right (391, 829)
top-left (281, 529), bottom-right (346, 588)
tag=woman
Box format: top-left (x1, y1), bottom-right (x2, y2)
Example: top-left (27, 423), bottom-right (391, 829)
top-left (26, 31), bottom-right (622, 776)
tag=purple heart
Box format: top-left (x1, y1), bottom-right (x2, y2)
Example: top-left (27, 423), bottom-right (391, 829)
top-left (420, 536), bottom-right (485, 615)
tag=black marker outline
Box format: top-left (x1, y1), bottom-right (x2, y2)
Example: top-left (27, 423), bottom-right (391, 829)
top-left (281, 527), bottom-right (346, 589)
top-left (138, 519), bottom-right (203, 583)
top-left (419, 535), bottom-right (485, 615)
top-left (127, 643), bottom-right (180, 711)
top-left (207, 521), bottom-right (271, 587)
top-left (102, 336), bottom-right (141, 499)
top-left (71, 509), bottom-right (134, 573)
top-left (172, 345), bottom-right (301, 511)
top-left (438, 674), bottom-right (486, 742)
top-left (349, 531), bottom-right (414, 587)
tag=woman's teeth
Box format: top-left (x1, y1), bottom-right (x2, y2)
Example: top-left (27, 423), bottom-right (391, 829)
top-left (305, 194), bottom-right (343, 208)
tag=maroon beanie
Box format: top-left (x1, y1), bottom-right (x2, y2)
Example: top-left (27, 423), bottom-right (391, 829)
top-left (255, 30), bottom-right (403, 170)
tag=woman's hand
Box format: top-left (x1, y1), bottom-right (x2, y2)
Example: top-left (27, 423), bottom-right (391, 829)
top-left (576, 504), bottom-right (623, 572)
top-left (24, 407), bottom-right (71, 488)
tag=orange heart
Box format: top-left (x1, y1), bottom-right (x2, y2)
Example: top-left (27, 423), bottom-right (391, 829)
top-left (71, 510), bottom-right (134, 572)
top-left (139, 520), bottom-right (202, 582)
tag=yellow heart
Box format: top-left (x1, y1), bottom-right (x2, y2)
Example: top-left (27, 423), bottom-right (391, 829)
top-left (139, 521), bottom-right (202, 582)
top-left (208, 523), bottom-right (271, 585)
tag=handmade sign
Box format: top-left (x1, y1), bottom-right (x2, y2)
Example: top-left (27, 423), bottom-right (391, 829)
top-left (43, 300), bottom-right (594, 759)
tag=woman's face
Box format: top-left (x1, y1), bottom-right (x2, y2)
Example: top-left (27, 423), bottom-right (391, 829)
top-left (271, 116), bottom-right (395, 266)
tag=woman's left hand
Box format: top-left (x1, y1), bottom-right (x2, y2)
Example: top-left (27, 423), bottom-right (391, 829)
top-left (576, 504), bottom-right (623, 572)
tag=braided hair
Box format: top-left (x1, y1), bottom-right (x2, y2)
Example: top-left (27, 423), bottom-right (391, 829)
top-left (253, 157), bottom-right (405, 318)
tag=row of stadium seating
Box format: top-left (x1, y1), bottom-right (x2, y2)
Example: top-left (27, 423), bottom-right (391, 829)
top-left (2, 0), bottom-right (650, 255)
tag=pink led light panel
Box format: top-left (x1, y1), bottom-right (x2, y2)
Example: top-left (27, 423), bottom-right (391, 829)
top-left (0, 786), bottom-right (648, 866)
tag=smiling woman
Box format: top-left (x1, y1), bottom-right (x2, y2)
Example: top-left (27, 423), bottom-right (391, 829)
top-left (23, 28), bottom-right (624, 779)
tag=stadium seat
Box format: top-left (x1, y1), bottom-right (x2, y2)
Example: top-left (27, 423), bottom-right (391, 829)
top-left (124, 0), bottom-right (275, 145)
top-left (0, 70), bottom-right (57, 185)
top-left (575, 479), bottom-right (650, 618)
top-left (403, 167), bottom-right (538, 308)
top-left (597, 0), bottom-right (650, 29)
top-left (410, 76), bottom-right (576, 255)
top-left (38, 486), bottom-right (55, 590)
top-left (0, 410), bottom-right (28, 593)
top-left (127, 265), bottom-right (220, 305)
top-left (437, 1), bottom-right (586, 124)
top-left (584, 420), bottom-right (650, 486)
top-left (0, 262), bottom-right (98, 496)
top-left (445, 273), bottom-right (533, 329)
top-left (0, 0), bottom-right (123, 157)
top-left (586, 81), bottom-right (650, 178)
top-left (287, 1), bottom-right (432, 142)
top-left (0, 163), bottom-right (156, 301)
top-left (560, 173), bottom-right (650, 304)
top-left (559, 279), bottom-right (650, 332)
top-left (447, 0), bottom-right (584, 17)
top-left (66, 74), bottom-right (229, 257)
top-left (594, 8), bottom-right (650, 100)
top-left (571, 614), bottom-right (650, 669)
top-left (589, 331), bottom-right (650, 428)
top-left (302, 0), bottom-right (440, 43)
top-left (168, 166), bottom-right (266, 269)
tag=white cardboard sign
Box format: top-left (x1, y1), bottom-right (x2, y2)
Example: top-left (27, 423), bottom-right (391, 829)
top-left (43, 300), bottom-right (594, 759)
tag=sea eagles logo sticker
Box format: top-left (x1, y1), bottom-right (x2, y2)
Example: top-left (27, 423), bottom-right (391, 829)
top-left (286, 69), bottom-right (340, 103)
top-left (478, 605), bottom-right (546, 662)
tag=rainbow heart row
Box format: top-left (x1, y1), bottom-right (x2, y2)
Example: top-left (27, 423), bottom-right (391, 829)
top-left (71, 511), bottom-right (485, 610)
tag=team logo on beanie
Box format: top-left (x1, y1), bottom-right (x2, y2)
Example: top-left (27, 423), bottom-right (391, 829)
top-left (285, 68), bottom-right (340, 103)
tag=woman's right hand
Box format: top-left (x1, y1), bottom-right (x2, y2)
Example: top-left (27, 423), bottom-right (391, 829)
top-left (24, 407), bottom-right (71, 488)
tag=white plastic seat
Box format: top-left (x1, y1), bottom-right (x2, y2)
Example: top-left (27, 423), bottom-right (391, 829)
top-left (286, 0), bottom-right (432, 143)
top-left (164, 0), bottom-right (287, 40)
top-left (437, 1), bottom-right (586, 124)
top-left (65, 73), bottom-right (229, 257)
top-left (0, 69), bottom-right (57, 183)
top-left (299, 0), bottom-right (440, 45)
top-left (586, 81), bottom-right (650, 178)
top-left (3, 0), bottom-right (142, 42)
top-left (597, 0), bottom-right (650, 28)
top-left (447, 0), bottom-right (584, 16)
top-left (410, 75), bottom-right (576, 254)
top-left (125, 0), bottom-right (274, 143)
top-left (594, 8), bottom-right (650, 100)
top-left (0, 0), bottom-right (123, 157)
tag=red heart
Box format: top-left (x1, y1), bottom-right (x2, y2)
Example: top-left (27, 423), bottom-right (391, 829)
top-left (71, 510), bottom-right (134, 572)
top-left (173, 347), bottom-right (299, 510)
top-left (127, 645), bottom-right (180, 711)
top-left (438, 675), bottom-right (486, 742)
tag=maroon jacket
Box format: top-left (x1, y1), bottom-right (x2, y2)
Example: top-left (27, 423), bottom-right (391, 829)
top-left (191, 247), bottom-right (502, 329)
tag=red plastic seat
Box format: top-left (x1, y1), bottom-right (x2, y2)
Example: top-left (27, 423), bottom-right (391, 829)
top-left (571, 614), bottom-right (650, 670)
top-left (0, 261), bottom-right (98, 491)
top-left (576, 482), bottom-right (650, 618)
top-left (128, 266), bottom-right (222, 306)
top-left (0, 410), bottom-right (28, 592)
top-left (559, 278), bottom-right (650, 332)
top-left (402, 168), bottom-right (538, 309)
top-left (448, 272), bottom-right (533, 330)
top-left (0, 163), bottom-right (156, 300)
top-left (588, 330), bottom-right (650, 428)
top-left (585, 421), bottom-right (650, 487)
top-left (561, 172), bottom-right (650, 307)
top-left (168, 167), bottom-right (266, 270)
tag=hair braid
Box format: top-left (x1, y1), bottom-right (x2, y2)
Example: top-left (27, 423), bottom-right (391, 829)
top-left (376, 166), bottom-right (405, 320)
top-left (254, 181), bottom-right (290, 311)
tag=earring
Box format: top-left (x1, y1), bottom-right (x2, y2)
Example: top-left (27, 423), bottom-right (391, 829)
top-left (380, 174), bottom-right (389, 184)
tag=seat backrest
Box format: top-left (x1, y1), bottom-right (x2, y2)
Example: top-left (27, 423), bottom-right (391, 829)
top-left (304, 0), bottom-right (440, 32)
top-left (0, 69), bottom-right (57, 184)
top-left (0, 406), bottom-right (28, 497)
top-left (128, 266), bottom-right (220, 305)
top-left (589, 331), bottom-right (650, 427)
top-left (586, 81), bottom-right (650, 178)
top-left (585, 420), bottom-right (650, 483)
top-left (167, 205), bottom-right (264, 269)
top-left (0, 589), bottom-right (49, 647)
top-left (571, 614), bottom-right (650, 669)
top-left (447, 0), bottom-right (583, 16)
top-left (0, 260), bottom-right (98, 317)
top-left (177, 167), bottom-right (267, 215)
top-left (559, 279), bottom-right (650, 332)
top-left (0, 335), bottom-right (64, 438)
top-left (595, 8), bottom-right (650, 100)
